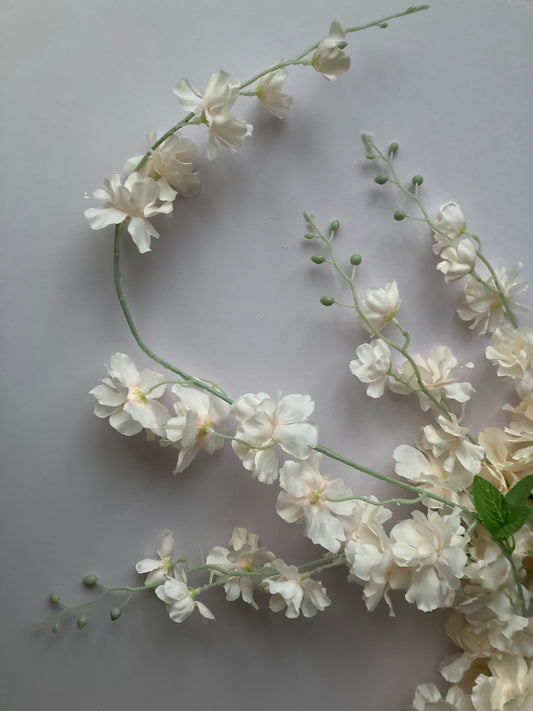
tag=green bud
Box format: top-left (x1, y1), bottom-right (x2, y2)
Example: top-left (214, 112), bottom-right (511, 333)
top-left (350, 253), bottom-right (362, 266)
top-left (304, 233), bottom-right (315, 240)
top-left (82, 574), bottom-right (98, 587)
top-left (330, 219), bottom-right (340, 232)
top-left (406, 6), bottom-right (417, 13)
top-left (337, 40), bottom-right (348, 49)
top-left (52, 623), bottom-right (60, 634)
top-left (49, 593), bottom-right (60, 604)
top-left (374, 175), bottom-right (388, 185)
top-left (320, 296), bottom-right (335, 307)
top-left (303, 212), bottom-right (312, 222)
top-left (365, 154), bottom-right (375, 160)
top-left (110, 608), bottom-right (122, 621)
top-left (394, 209), bottom-right (406, 221)
top-left (77, 615), bottom-right (88, 630)
top-left (311, 255), bottom-right (326, 264)
top-left (389, 141), bottom-right (399, 155)
top-left (379, 22), bottom-right (388, 28)
top-left (411, 174), bottom-right (424, 186)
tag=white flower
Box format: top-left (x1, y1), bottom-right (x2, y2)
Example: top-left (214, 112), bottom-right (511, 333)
top-left (206, 527), bottom-right (275, 609)
top-left (125, 131), bottom-right (200, 199)
top-left (276, 453), bottom-right (355, 553)
top-left (471, 655), bottom-right (533, 711)
top-left (231, 392), bottom-right (318, 484)
top-left (423, 414), bottom-right (485, 478)
top-left (437, 239), bottom-right (477, 283)
top-left (394, 443), bottom-right (475, 498)
top-left (263, 558), bottom-right (331, 618)
top-left (162, 384), bottom-right (230, 474)
top-left (408, 683), bottom-right (475, 711)
top-left (359, 281), bottom-right (401, 333)
top-left (349, 339), bottom-right (391, 398)
top-left (391, 510), bottom-right (468, 611)
top-left (311, 21), bottom-right (351, 81)
top-left (256, 68), bottom-right (293, 119)
top-left (389, 346), bottom-right (474, 412)
top-left (135, 532), bottom-right (174, 586)
top-left (432, 201), bottom-right (467, 254)
top-left (457, 264), bottom-right (528, 335)
top-left (486, 328), bottom-right (533, 379)
top-left (155, 564), bottom-right (214, 623)
top-left (174, 69), bottom-right (252, 159)
top-left (84, 173), bottom-right (176, 253)
top-left (89, 353), bottom-right (169, 437)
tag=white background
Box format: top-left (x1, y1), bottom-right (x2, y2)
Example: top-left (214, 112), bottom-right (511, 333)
top-left (1, 1), bottom-right (532, 709)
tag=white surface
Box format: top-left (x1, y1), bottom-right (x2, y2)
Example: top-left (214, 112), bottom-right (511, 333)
top-left (1, 1), bottom-right (532, 710)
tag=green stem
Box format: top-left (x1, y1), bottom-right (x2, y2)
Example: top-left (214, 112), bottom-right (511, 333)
top-left (498, 542), bottom-right (528, 616)
top-left (326, 494), bottom-right (426, 507)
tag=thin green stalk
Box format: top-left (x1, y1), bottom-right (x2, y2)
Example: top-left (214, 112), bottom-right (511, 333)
top-left (498, 542), bottom-right (528, 617)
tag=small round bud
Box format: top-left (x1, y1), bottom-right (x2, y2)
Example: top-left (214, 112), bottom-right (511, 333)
top-left (330, 219), bottom-right (340, 232)
top-left (365, 154), bottom-right (375, 160)
top-left (52, 623), bottom-right (60, 634)
top-left (389, 141), bottom-right (399, 155)
top-left (337, 40), bottom-right (348, 49)
top-left (320, 296), bottom-right (335, 307)
top-left (411, 174), bottom-right (424, 186)
top-left (379, 22), bottom-right (388, 28)
top-left (374, 175), bottom-right (388, 185)
top-left (350, 253), bottom-right (362, 266)
top-left (304, 233), bottom-right (315, 240)
top-left (49, 593), bottom-right (60, 605)
top-left (110, 608), bottom-right (122, 621)
top-left (77, 615), bottom-right (88, 630)
top-left (393, 209), bottom-right (406, 221)
top-left (311, 255), bottom-right (325, 264)
top-left (82, 574), bottom-right (98, 587)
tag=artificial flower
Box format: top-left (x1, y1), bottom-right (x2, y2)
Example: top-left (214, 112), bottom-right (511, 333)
top-left (311, 21), bottom-right (351, 81)
top-left (408, 683), bottom-right (475, 711)
top-left (174, 69), bottom-right (252, 159)
top-left (161, 384), bottom-right (230, 474)
top-left (256, 68), bottom-right (293, 118)
top-left (485, 327), bottom-right (533, 379)
top-left (89, 353), bottom-right (169, 437)
top-left (263, 558), bottom-right (331, 618)
top-left (349, 339), bottom-right (391, 398)
top-left (432, 201), bottom-right (467, 253)
top-left (84, 173), bottom-right (176, 253)
top-left (423, 414), bottom-right (485, 478)
top-left (135, 532), bottom-right (175, 586)
top-left (155, 563), bottom-right (214, 623)
top-left (437, 239), bottom-right (477, 283)
top-left (231, 392), bottom-right (318, 484)
top-left (359, 281), bottom-right (401, 333)
top-left (470, 655), bottom-right (533, 711)
top-left (393, 443), bottom-right (475, 499)
top-left (276, 452), bottom-right (355, 552)
top-left (206, 527), bottom-right (275, 609)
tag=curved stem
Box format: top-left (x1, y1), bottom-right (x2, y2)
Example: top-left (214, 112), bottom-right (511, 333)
top-left (498, 542), bottom-right (528, 616)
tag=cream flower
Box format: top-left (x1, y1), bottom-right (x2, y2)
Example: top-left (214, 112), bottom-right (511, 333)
top-left (485, 327), bottom-right (533, 379)
top-left (263, 559), bottom-right (331, 618)
top-left (389, 346), bottom-right (474, 412)
top-left (231, 392), bottom-right (318, 484)
top-left (437, 239), bottom-right (477, 283)
top-left (125, 131), bottom-right (200, 199)
top-left (174, 69), bottom-right (252, 159)
top-left (257, 68), bottom-right (293, 118)
top-left (471, 655), bottom-right (533, 711)
top-left (359, 281), bottom-right (401, 333)
top-left (89, 353), bottom-right (169, 437)
top-left (311, 21), bottom-right (351, 81)
top-left (276, 452), bottom-right (355, 553)
top-left (423, 414), bottom-right (485, 478)
top-left (349, 339), bottom-right (391, 398)
top-left (135, 532), bottom-right (174, 586)
top-left (408, 683), bottom-right (475, 711)
top-left (162, 384), bottom-right (230, 474)
top-left (394, 443), bottom-right (475, 499)
top-left (84, 173), bottom-right (176, 253)
top-left (155, 564), bottom-right (214, 623)
top-left (206, 527), bottom-right (275, 609)
top-left (457, 264), bottom-right (528, 334)
top-left (390, 510), bottom-right (468, 611)
top-left (432, 201), bottom-right (467, 254)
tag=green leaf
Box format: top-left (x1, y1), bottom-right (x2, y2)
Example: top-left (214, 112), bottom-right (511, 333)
top-left (472, 475), bottom-right (509, 536)
top-left (493, 505), bottom-right (533, 540)
top-left (505, 475), bottom-right (533, 508)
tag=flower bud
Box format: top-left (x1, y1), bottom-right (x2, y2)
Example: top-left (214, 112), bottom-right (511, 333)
top-left (379, 22), bottom-right (388, 28)
top-left (52, 623), bottom-right (60, 634)
top-left (374, 175), bottom-right (388, 185)
top-left (411, 174), bottom-right (424, 186)
top-left (82, 574), bottom-right (98, 587)
top-left (304, 233), bottom-right (315, 240)
top-left (330, 219), bottom-right (340, 232)
top-left (389, 141), bottom-right (399, 155)
top-left (336, 40), bottom-right (348, 49)
top-left (49, 593), bottom-right (60, 604)
top-left (394, 209), bottom-right (406, 221)
top-left (110, 607), bottom-right (122, 621)
top-left (77, 615), bottom-right (88, 630)
top-left (311, 255), bottom-right (325, 264)
top-left (350, 253), bottom-right (362, 266)
top-left (320, 296), bottom-right (335, 306)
